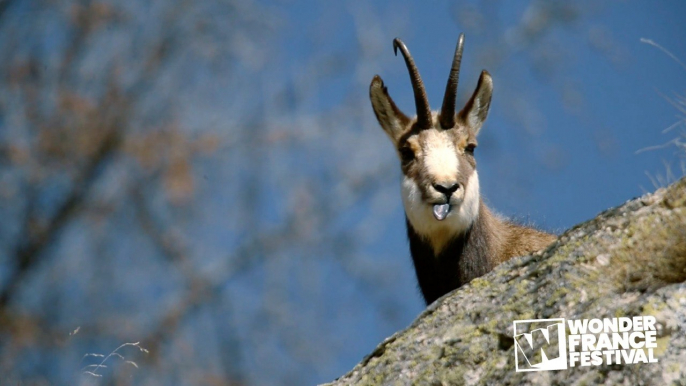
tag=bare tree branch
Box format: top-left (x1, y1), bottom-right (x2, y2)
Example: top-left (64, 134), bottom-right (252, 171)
top-left (0, 125), bottom-right (122, 309)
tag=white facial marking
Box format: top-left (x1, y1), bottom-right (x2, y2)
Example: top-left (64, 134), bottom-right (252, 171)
top-left (458, 171), bottom-right (480, 229)
top-left (422, 130), bottom-right (459, 183)
top-left (402, 171), bottom-right (481, 255)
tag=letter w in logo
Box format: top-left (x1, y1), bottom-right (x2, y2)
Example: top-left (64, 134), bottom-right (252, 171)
top-left (513, 318), bottom-right (568, 371)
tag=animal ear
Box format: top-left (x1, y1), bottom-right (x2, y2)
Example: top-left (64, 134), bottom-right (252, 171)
top-left (458, 70), bottom-right (493, 137)
top-left (370, 75), bottom-right (410, 144)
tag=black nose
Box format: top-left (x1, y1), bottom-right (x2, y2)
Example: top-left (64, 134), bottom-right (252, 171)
top-left (433, 182), bottom-right (460, 196)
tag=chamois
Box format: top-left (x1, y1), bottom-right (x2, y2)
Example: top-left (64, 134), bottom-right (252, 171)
top-left (369, 34), bottom-right (555, 305)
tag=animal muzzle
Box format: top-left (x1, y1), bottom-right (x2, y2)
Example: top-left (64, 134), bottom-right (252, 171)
top-left (430, 181), bottom-right (462, 221)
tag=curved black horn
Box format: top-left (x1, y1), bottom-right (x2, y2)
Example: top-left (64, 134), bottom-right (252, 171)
top-left (393, 38), bottom-right (431, 128)
top-left (439, 33), bottom-right (465, 129)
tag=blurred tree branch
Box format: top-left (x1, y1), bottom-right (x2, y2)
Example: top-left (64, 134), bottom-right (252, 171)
top-left (0, 88), bottom-right (126, 310)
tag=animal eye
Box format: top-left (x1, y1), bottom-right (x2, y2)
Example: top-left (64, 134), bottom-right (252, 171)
top-left (465, 144), bottom-right (476, 154)
top-left (399, 147), bottom-right (415, 163)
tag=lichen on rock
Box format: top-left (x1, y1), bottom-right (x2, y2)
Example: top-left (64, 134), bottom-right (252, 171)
top-left (326, 178), bottom-right (686, 386)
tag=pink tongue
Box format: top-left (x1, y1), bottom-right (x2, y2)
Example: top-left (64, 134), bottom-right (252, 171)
top-left (432, 204), bottom-right (450, 221)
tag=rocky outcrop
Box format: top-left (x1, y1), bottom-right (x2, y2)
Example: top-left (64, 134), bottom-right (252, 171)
top-left (327, 178), bottom-right (686, 385)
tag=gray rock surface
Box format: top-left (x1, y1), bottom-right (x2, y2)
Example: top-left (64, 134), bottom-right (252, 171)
top-left (326, 178), bottom-right (686, 386)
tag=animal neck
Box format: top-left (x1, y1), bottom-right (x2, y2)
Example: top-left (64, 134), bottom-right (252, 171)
top-left (408, 199), bottom-right (500, 258)
top-left (406, 200), bottom-right (504, 305)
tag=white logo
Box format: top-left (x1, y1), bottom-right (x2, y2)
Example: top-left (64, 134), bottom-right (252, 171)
top-left (513, 316), bottom-right (659, 372)
top-left (513, 318), bottom-right (567, 371)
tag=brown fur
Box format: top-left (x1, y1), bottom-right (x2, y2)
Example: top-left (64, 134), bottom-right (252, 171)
top-left (497, 219), bottom-right (556, 264)
top-left (407, 200), bottom-right (555, 305)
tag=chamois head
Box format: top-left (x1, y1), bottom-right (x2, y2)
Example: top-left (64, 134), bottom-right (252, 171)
top-left (370, 34), bottom-right (493, 250)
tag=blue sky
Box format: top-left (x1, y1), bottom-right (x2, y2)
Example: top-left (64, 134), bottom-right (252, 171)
top-left (274, 0), bottom-right (686, 232)
top-left (261, 1), bottom-right (686, 382)
top-left (3, 1), bottom-right (685, 384)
